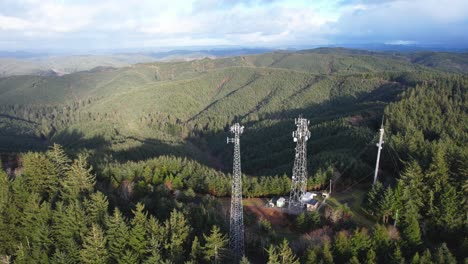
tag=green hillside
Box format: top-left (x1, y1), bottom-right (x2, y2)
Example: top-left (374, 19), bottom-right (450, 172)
top-left (0, 48), bottom-right (467, 263)
top-left (0, 49), bottom-right (464, 177)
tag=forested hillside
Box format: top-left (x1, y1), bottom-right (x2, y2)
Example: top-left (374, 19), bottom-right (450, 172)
top-left (0, 48), bottom-right (466, 263)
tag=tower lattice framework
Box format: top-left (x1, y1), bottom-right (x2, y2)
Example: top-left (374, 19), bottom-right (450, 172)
top-left (227, 123), bottom-right (244, 259)
top-left (288, 117), bottom-right (310, 212)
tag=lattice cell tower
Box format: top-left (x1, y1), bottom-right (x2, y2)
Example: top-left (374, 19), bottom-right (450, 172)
top-left (227, 123), bottom-right (244, 259)
top-left (288, 116), bottom-right (311, 212)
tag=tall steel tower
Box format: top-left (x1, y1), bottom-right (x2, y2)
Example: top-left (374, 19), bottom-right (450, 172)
top-left (227, 123), bottom-right (244, 259)
top-left (288, 116), bottom-right (310, 212)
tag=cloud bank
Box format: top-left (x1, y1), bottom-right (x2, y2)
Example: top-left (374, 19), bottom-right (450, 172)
top-left (0, 0), bottom-right (467, 51)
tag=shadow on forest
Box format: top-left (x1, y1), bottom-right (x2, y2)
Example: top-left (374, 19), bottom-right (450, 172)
top-left (0, 80), bottom-right (407, 181)
top-left (193, 81), bottom-right (407, 179)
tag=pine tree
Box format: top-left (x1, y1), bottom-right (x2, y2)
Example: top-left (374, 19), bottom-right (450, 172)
top-left (419, 249), bottom-right (433, 264)
top-left (146, 215), bottom-right (165, 255)
top-left (84, 191), bottom-right (109, 226)
top-left (21, 152), bottom-right (57, 201)
top-left (240, 256), bottom-right (251, 264)
top-left (305, 248), bottom-right (317, 264)
top-left (266, 244), bottom-right (280, 264)
top-left (365, 248), bottom-right (377, 264)
top-left (277, 239), bottom-right (299, 264)
top-left (399, 161), bottom-right (425, 209)
top-left (348, 256), bottom-right (360, 264)
top-left (411, 252), bottom-right (420, 264)
top-left (79, 224), bottom-right (108, 264)
top-left (350, 228), bottom-right (371, 259)
top-left (46, 144), bottom-right (71, 180)
top-left (203, 225), bottom-right (228, 263)
top-left (402, 200), bottom-right (422, 250)
top-left (426, 147), bottom-right (449, 194)
top-left (379, 187), bottom-right (395, 224)
top-left (106, 208), bottom-right (129, 262)
top-left (129, 203), bottom-right (149, 260)
top-left (366, 182), bottom-right (384, 215)
top-left (334, 231), bottom-right (351, 263)
top-left (372, 224), bottom-right (391, 262)
top-left (322, 241), bottom-right (334, 264)
top-left (435, 243), bottom-right (456, 264)
top-left (0, 166), bottom-right (8, 211)
top-left (164, 209), bottom-right (190, 262)
top-left (190, 236), bottom-right (202, 262)
top-left (435, 185), bottom-right (462, 231)
top-left (52, 201), bottom-right (87, 256)
top-left (119, 250), bottom-right (139, 264)
top-left (392, 244), bottom-right (405, 264)
top-left (61, 155), bottom-right (95, 201)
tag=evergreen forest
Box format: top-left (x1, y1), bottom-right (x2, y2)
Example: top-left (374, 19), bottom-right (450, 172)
top-left (0, 48), bottom-right (467, 263)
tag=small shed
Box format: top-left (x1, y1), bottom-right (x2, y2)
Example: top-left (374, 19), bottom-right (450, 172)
top-left (305, 199), bottom-right (319, 211)
top-left (276, 197), bottom-right (286, 208)
top-left (301, 192), bottom-right (317, 203)
top-left (268, 197), bottom-right (278, 207)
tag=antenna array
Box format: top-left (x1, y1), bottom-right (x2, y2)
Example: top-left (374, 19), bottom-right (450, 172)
top-left (288, 117), bottom-right (310, 212)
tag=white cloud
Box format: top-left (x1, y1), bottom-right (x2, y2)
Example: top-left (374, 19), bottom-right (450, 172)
top-left (0, 15), bottom-right (30, 30)
top-left (0, 0), bottom-right (466, 50)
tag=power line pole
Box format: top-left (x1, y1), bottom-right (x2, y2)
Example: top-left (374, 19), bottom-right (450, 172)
top-left (288, 116), bottom-right (310, 212)
top-left (373, 124), bottom-right (385, 185)
top-left (227, 123), bottom-right (244, 259)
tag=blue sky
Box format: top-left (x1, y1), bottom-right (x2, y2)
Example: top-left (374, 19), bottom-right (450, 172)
top-left (0, 0), bottom-right (467, 51)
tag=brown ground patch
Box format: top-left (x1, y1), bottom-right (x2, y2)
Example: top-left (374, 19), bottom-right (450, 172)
top-left (243, 198), bottom-right (290, 227)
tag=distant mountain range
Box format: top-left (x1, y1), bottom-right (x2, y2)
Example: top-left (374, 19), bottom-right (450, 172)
top-left (0, 47), bottom-right (467, 78)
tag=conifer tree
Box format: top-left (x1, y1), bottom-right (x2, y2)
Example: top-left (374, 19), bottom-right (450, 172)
top-left (190, 236), bottom-right (202, 262)
top-left (119, 250), bottom-right (139, 264)
top-left (146, 215), bottom-right (165, 256)
top-left (348, 256), bottom-right (360, 264)
top-left (402, 200), bottom-right (422, 250)
top-left (21, 152), bottom-right (57, 201)
top-left (80, 224), bottom-right (108, 264)
top-left (84, 191), bottom-right (109, 226)
top-left (129, 203), bottom-right (149, 260)
top-left (0, 166), bottom-right (8, 211)
top-left (434, 243), bottom-right (456, 264)
top-left (240, 256), bottom-right (251, 264)
top-left (322, 241), bottom-right (334, 264)
top-left (419, 249), bottom-right (433, 264)
top-left (266, 244), bottom-right (280, 264)
top-left (350, 228), bottom-right (371, 259)
top-left (379, 186), bottom-right (395, 223)
top-left (399, 161), bottom-right (425, 209)
top-left (203, 225), bottom-right (227, 263)
top-left (52, 201), bottom-right (87, 255)
top-left (434, 185), bottom-right (462, 231)
top-left (164, 209), bottom-right (190, 262)
top-left (365, 249), bottom-right (377, 264)
top-left (47, 144), bottom-right (71, 180)
top-left (411, 252), bottom-right (420, 264)
top-left (277, 239), bottom-right (299, 264)
top-left (334, 231), bottom-right (351, 262)
top-left (305, 248), bottom-right (317, 264)
top-left (366, 182), bottom-right (384, 215)
top-left (392, 244), bottom-right (405, 264)
top-left (61, 155), bottom-right (95, 201)
top-left (106, 208), bottom-right (129, 262)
